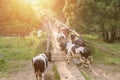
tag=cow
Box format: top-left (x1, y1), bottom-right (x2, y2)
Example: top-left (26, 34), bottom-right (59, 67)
top-left (32, 53), bottom-right (50, 80)
top-left (59, 42), bottom-right (91, 69)
top-left (59, 27), bottom-right (70, 38)
top-left (57, 33), bottom-right (67, 43)
top-left (71, 34), bottom-right (86, 47)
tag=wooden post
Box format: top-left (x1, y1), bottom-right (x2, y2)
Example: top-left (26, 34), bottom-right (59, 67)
top-left (46, 17), bottom-right (52, 53)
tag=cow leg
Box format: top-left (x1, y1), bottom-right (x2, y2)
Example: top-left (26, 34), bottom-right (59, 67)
top-left (66, 54), bottom-right (70, 64)
top-left (41, 73), bottom-right (44, 80)
top-left (86, 59), bottom-right (92, 71)
top-left (80, 63), bottom-right (85, 69)
top-left (88, 56), bottom-right (93, 65)
top-left (36, 72), bottom-right (39, 80)
top-left (38, 72), bottom-right (42, 80)
top-left (80, 59), bottom-right (85, 69)
top-left (79, 57), bottom-right (86, 68)
top-left (77, 54), bottom-right (82, 64)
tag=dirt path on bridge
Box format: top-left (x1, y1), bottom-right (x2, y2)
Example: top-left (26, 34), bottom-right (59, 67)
top-left (55, 61), bottom-right (85, 80)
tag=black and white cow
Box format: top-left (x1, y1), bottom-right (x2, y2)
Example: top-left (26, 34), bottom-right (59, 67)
top-left (57, 33), bottom-right (67, 44)
top-left (59, 27), bottom-right (70, 38)
top-left (71, 34), bottom-right (86, 47)
top-left (59, 42), bottom-right (91, 68)
top-left (32, 53), bottom-right (49, 80)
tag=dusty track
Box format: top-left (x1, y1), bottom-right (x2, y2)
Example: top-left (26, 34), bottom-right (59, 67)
top-left (79, 64), bottom-right (120, 80)
top-left (0, 61), bottom-right (55, 80)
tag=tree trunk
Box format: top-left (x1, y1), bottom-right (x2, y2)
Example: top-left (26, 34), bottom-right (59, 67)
top-left (103, 31), bottom-right (109, 42)
top-left (115, 27), bottom-right (120, 41)
top-left (102, 26), bottom-right (117, 43)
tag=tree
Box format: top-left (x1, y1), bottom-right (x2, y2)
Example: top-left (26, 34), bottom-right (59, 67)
top-left (95, 0), bottom-right (120, 42)
top-left (0, 0), bottom-right (40, 36)
top-left (63, 0), bottom-right (96, 33)
top-left (0, 0), bottom-right (66, 36)
top-left (63, 0), bottom-right (120, 42)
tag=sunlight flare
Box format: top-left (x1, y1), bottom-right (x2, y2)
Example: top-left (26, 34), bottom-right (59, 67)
top-left (24, 0), bottom-right (38, 5)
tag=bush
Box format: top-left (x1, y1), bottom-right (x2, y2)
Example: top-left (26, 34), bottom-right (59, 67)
top-left (0, 59), bottom-right (7, 72)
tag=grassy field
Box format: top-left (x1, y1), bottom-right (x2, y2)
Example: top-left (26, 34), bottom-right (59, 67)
top-left (83, 34), bottom-right (120, 53)
top-left (0, 34), bottom-right (47, 77)
top-left (82, 34), bottom-right (120, 65)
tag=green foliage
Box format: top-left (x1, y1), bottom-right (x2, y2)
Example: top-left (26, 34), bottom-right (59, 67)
top-left (0, 59), bottom-right (6, 72)
top-left (63, 0), bottom-right (96, 33)
top-left (0, 59), bottom-right (23, 74)
top-left (34, 32), bottom-right (47, 54)
top-left (52, 65), bottom-right (60, 80)
top-left (0, 0), bottom-right (66, 36)
top-left (83, 34), bottom-right (120, 53)
top-left (0, 0), bottom-right (41, 36)
top-left (83, 34), bottom-right (120, 66)
top-left (92, 47), bottom-right (120, 66)
top-left (63, 0), bottom-right (120, 42)
top-left (81, 71), bottom-right (91, 80)
top-left (0, 37), bottom-right (36, 61)
top-left (106, 57), bottom-right (120, 65)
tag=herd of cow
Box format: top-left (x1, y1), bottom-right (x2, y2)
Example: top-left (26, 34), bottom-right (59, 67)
top-left (32, 17), bottom-right (93, 80)
top-left (57, 30), bottom-right (92, 68)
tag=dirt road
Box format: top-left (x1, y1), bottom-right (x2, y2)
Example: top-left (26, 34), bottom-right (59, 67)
top-left (79, 64), bottom-right (120, 80)
top-left (0, 61), bottom-right (55, 80)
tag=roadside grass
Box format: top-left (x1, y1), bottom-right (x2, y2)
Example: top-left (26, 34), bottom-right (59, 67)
top-left (81, 71), bottom-right (91, 80)
top-left (52, 65), bottom-right (60, 80)
top-left (0, 33), bottom-right (47, 77)
top-left (82, 34), bottom-right (120, 54)
top-left (0, 37), bottom-right (37, 61)
top-left (0, 59), bottom-right (25, 77)
top-left (82, 34), bottom-right (120, 66)
top-left (92, 47), bottom-right (120, 65)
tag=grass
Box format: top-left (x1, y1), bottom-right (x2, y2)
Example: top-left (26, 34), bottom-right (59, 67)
top-left (81, 71), bottom-right (91, 80)
top-left (0, 33), bottom-right (47, 77)
top-left (0, 37), bottom-right (36, 61)
top-left (52, 65), bottom-right (60, 80)
top-left (82, 34), bottom-right (120, 66)
top-left (82, 34), bottom-right (120, 54)
top-left (0, 59), bottom-right (7, 72)
top-left (0, 59), bottom-right (25, 77)
top-left (92, 47), bottom-right (120, 65)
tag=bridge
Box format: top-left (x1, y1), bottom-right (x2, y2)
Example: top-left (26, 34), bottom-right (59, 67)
top-left (41, 15), bottom-right (86, 80)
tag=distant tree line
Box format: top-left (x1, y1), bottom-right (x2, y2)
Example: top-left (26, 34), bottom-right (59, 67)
top-left (63, 0), bottom-right (120, 43)
top-left (0, 0), bottom-right (65, 36)
top-left (0, 0), bottom-right (41, 36)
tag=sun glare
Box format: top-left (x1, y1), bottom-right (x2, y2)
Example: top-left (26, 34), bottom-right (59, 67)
top-left (29, 0), bottom-right (38, 5)
top-left (20, 0), bottom-right (55, 17)
top-left (21, 0), bottom-right (54, 8)
top-left (23, 0), bottom-right (38, 5)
